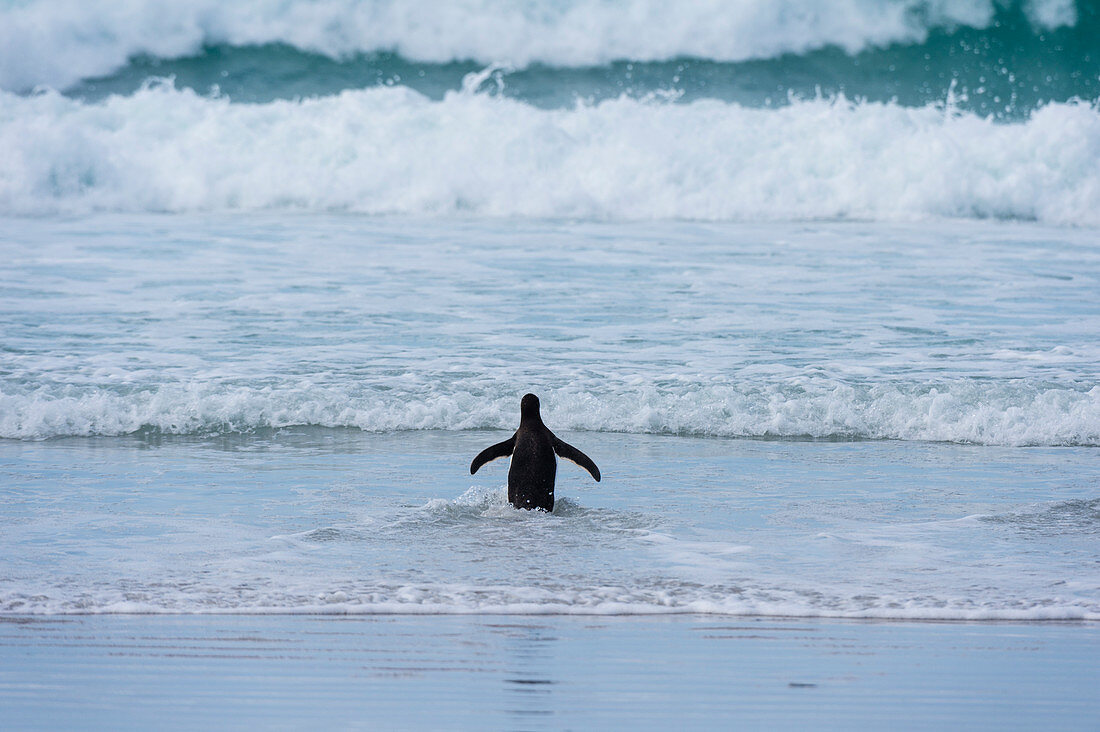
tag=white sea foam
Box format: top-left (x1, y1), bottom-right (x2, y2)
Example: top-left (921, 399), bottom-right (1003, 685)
top-left (0, 0), bottom-right (1075, 92)
top-left (2, 84), bottom-right (1099, 224)
top-left (2, 380), bottom-right (1097, 445)
top-left (3, 582), bottom-right (1097, 620)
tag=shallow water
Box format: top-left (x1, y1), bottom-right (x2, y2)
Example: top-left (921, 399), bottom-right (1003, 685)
top-left (3, 216), bottom-right (1098, 445)
top-left (2, 215), bottom-right (1098, 620)
top-left (2, 428), bottom-right (1097, 619)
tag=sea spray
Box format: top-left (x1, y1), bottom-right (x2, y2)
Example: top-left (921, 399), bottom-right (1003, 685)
top-left (3, 85), bottom-right (1099, 224)
top-left (0, 0), bottom-right (1079, 92)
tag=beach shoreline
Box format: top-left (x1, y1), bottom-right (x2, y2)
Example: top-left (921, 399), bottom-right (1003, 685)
top-left (3, 613), bottom-right (1097, 729)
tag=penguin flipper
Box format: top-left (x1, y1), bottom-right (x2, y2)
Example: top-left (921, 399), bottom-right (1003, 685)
top-left (470, 435), bottom-right (516, 474)
top-left (551, 436), bottom-right (601, 482)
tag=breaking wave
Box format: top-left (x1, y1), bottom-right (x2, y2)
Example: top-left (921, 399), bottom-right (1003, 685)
top-left (3, 84), bottom-right (1099, 224)
top-left (0, 0), bottom-right (1081, 92)
top-left (3, 379), bottom-right (1097, 446)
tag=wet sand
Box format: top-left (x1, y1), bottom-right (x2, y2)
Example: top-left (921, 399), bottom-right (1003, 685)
top-left (2, 614), bottom-right (1097, 729)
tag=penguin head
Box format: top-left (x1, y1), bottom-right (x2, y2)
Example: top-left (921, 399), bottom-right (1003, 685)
top-left (520, 393), bottom-right (541, 421)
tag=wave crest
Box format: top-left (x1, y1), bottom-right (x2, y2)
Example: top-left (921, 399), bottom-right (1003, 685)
top-left (2, 84), bottom-right (1099, 224)
top-left (0, 0), bottom-right (1078, 92)
top-left (2, 380), bottom-right (1097, 446)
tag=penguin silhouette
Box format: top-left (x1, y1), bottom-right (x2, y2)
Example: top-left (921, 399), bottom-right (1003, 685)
top-left (470, 393), bottom-right (601, 511)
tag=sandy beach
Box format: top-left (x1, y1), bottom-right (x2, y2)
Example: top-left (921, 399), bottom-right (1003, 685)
top-left (3, 614), bottom-right (1097, 729)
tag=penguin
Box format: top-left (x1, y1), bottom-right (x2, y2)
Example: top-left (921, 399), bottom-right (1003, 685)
top-left (470, 393), bottom-right (601, 511)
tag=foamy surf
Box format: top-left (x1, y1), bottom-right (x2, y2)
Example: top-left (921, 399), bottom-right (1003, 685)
top-left (2, 380), bottom-right (1098, 445)
top-left (3, 85), bottom-right (1099, 224)
top-left (0, 0), bottom-right (1077, 92)
top-left (3, 214), bottom-right (1098, 446)
top-left (3, 585), bottom-right (1096, 621)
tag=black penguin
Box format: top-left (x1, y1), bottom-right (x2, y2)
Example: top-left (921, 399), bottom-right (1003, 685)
top-left (470, 393), bottom-right (601, 511)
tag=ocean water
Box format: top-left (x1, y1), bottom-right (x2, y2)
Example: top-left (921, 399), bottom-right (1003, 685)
top-left (1, 0), bottom-right (1098, 630)
top-left (2, 216), bottom-right (1098, 623)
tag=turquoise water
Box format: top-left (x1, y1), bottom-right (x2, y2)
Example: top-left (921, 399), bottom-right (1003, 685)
top-left (64, 7), bottom-right (1100, 119)
top-left (3, 1), bottom-right (1100, 223)
top-left (7, 1), bottom-right (1100, 119)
